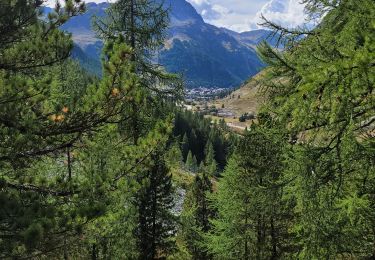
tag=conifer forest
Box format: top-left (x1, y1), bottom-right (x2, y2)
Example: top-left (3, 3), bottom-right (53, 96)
top-left (0, 0), bottom-right (374, 259)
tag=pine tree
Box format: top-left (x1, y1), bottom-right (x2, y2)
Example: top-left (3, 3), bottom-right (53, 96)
top-left (134, 149), bottom-right (177, 259)
top-left (181, 133), bottom-right (190, 162)
top-left (0, 0), bottom-right (85, 73)
top-left (203, 141), bottom-right (218, 176)
top-left (188, 129), bottom-right (199, 162)
top-left (0, 1), bottom-right (177, 257)
top-left (192, 156), bottom-right (198, 173)
top-left (166, 141), bottom-right (183, 168)
top-left (186, 151), bottom-right (198, 173)
top-left (208, 127), bottom-right (228, 170)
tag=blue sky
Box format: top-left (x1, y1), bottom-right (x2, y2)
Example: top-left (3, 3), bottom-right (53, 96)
top-left (45, 0), bottom-right (311, 32)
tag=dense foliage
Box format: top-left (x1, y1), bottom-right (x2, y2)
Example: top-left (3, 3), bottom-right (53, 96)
top-left (0, 0), bottom-right (373, 259)
top-left (206, 125), bottom-right (293, 259)
top-left (201, 0), bottom-right (374, 259)
top-left (173, 110), bottom-right (234, 171)
top-left (0, 0), bottom-right (179, 258)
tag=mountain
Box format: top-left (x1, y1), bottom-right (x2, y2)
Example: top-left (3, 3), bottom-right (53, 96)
top-left (52, 1), bottom-right (273, 88)
top-left (159, 0), bottom-right (265, 88)
top-left (42, 4), bottom-right (103, 74)
top-left (221, 28), bottom-right (280, 49)
top-left (60, 3), bottom-right (105, 61)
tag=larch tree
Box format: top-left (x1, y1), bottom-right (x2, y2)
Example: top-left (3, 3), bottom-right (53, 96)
top-left (206, 126), bottom-right (293, 259)
top-left (94, 0), bottom-right (182, 144)
top-left (257, 0), bottom-right (375, 257)
top-left (181, 172), bottom-right (214, 259)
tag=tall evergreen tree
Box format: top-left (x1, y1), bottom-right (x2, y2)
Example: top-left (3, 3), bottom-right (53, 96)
top-left (186, 151), bottom-right (198, 173)
top-left (95, 0), bottom-right (182, 144)
top-left (188, 129), bottom-right (199, 163)
top-left (203, 141), bottom-right (218, 176)
top-left (258, 0), bottom-right (375, 257)
top-left (181, 172), bottom-right (214, 259)
top-left (95, 0), bottom-right (168, 64)
top-left (206, 126), bottom-right (293, 259)
top-left (0, 1), bottom-right (176, 257)
top-left (134, 149), bottom-right (177, 259)
top-left (181, 133), bottom-right (190, 162)
top-left (166, 140), bottom-right (183, 168)
top-left (208, 127), bottom-right (228, 170)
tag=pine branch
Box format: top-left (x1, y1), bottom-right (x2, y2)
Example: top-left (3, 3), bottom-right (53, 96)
top-left (4, 182), bottom-right (75, 197)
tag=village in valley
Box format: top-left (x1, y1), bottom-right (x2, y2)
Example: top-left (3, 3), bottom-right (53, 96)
top-left (184, 75), bottom-right (264, 132)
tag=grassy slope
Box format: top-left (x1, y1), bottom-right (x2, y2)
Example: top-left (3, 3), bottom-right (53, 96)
top-left (211, 71), bottom-right (265, 117)
top-left (205, 71), bottom-right (266, 130)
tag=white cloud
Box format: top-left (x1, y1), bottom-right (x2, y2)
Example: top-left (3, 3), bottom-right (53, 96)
top-left (187, 0), bottom-right (269, 32)
top-left (189, 0), bottom-right (209, 5)
top-left (187, 0), bottom-right (312, 32)
top-left (253, 0), bottom-right (311, 29)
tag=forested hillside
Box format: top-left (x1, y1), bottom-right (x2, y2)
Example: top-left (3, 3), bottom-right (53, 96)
top-left (0, 0), bottom-right (374, 259)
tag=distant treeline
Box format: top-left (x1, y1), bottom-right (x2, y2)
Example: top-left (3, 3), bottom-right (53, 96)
top-left (173, 110), bottom-right (235, 171)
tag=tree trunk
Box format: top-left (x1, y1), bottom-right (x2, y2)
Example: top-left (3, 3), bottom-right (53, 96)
top-left (129, 0), bottom-right (139, 145)
top-left (257, 217), bottom-right (261, 259)
top-left (67, 147), bottom-right (72, 181)
top-left (244, 214), bottom-right (249, 260)
top-left (271, 216), bottom-right (277, 259)
top-left (64, 239), bottom-right (69, 260)
top-left (151, 177), bottom-right (157, 259)
top-left (130, 0), bottom-right (136, 51)
top-left (92, 244), bottom-right (97, 260)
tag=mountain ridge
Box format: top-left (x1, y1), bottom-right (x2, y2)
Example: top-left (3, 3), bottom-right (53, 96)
top-left (52, 1), bottom-right (275, 88)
